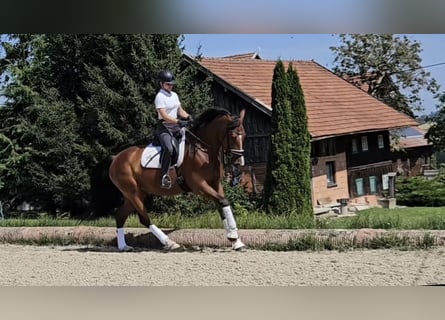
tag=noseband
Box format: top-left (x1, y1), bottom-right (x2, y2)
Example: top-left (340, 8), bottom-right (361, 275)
top-left (225, 116), bottom-right (245, 160)
top-left (225, 128), bottom-right (245, 159)
top-left (224, 124), bottom-right (245, 186)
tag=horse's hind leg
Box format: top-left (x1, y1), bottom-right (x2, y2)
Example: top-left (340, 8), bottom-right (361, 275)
top-left (124, 190), bottom-right (181, 251)
top-left (115, 199), bottom-right (135, 252)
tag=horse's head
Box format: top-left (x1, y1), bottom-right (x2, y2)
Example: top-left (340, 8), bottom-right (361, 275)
top-left (224, 109), bottom-right (246, 166)
top-left (191, 108), bottom-right (247, 166)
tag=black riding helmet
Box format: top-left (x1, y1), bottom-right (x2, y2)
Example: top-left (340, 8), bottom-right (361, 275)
top-left (158, 70), bottom-right (175, 84)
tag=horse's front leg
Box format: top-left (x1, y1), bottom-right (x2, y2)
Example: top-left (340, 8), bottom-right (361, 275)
top-left (219, 198), bottom-right (245, 250)
top-left (198, 181), bottom-right (246, 250)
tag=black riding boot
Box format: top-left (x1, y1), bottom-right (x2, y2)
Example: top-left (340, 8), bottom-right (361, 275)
top-left (160, 150), bottom-right (172, 188)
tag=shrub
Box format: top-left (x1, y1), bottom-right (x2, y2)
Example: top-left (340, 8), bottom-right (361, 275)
top-left (148, 179), bottom-right (259, 216)
top-left (396, 176), bottom-right (445, 206)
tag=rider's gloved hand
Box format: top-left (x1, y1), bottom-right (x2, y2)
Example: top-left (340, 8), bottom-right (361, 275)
top-left (178, 120), bottom-right (189, 128)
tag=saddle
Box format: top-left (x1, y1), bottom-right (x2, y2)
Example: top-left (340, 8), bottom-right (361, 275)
top-left (140, 128), bottom-right (186, 169)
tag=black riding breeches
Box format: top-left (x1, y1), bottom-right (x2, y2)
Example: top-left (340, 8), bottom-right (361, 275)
top-left (158, 131), bottom-right (174, 176)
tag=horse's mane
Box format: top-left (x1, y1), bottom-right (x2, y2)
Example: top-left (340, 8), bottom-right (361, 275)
top-left (191, 108), bottom-right (231, 131)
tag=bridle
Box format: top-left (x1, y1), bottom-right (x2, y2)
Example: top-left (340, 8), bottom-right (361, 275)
top-left (224, 116), bottom-right (245, 167)
top-left (225, 127), bottom-right (245, 159)
top-left (184, 114), bottom-right (245, 166)
top-left (223, 125), bottom-right (245, 186)
top-left (184, 114), bottom-right (246, 185)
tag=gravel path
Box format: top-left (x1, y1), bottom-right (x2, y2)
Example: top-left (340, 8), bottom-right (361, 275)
top-left (1, 244), bottom-right (444, 286)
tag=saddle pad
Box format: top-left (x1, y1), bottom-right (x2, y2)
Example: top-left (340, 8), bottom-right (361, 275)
top-left (140, 128), bottom-right (186, 169)
top-left (141, 144), bottom-right (162, 168)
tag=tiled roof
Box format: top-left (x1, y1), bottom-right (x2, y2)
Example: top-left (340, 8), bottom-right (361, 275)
top-left (196, 57), bottom-right (419, 139)
top-left (400, 137), bottom-right (431, 149)
top-left (342, 74), bottom-right (370, 92)
top-left (395, 127), bottom-right (432, 149)
top-left (221, 52), bottom-right (261, 60)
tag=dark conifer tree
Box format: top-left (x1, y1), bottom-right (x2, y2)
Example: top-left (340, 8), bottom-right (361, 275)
top-left (263, 60), bottom-right (293, 213)
top-left (0, 34), bottom-right (211, 216)
top-left (263, 60), bottom-right (312, 215)
top-left (286, 63), bottom-right (313, 216)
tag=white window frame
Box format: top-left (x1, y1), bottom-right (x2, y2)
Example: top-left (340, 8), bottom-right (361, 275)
top-left (361, 136), bottom-right (369, 151)
top-left (382, 174), bottom-right (389, 190)
top-left (369, 176), bottom-right (377, 194)
top-left (378, 134), bottom-right (384, 149)
top-left (355, 178), bottom-right (364, 196)
top-left (352, 138), bottom-right (358, 154)
top-left (326, 161), bottom-right (336, 187)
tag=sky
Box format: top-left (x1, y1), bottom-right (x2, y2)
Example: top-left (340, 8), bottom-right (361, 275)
top-left (182, 34), bottom-right (445, 116)
top-left (1, 34), bottom-right (444, 117)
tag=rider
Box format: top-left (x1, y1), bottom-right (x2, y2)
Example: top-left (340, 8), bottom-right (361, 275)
top-left (154, 69), bottom-right (192, 189)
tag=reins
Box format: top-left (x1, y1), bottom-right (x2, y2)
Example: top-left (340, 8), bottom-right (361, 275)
top-left (185, 111), bottom-right (245, 168)
top-left (184, 127), bottom-right (211, 150)
top-left (185, 124), bottom-right (241, 157)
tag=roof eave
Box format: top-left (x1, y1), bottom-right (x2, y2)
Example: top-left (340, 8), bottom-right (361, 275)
top-left (182, 54), bottom-right (272, 117)
top-left (311, 124), bottom-right (419, 141)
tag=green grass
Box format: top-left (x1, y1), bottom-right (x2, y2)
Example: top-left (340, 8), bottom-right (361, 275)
top-left (257, 232), bottom-right (437, 251)
top-left (322, 207), bottom-right (445, 230)
top-left (1, 206), bottom-right (445, 230)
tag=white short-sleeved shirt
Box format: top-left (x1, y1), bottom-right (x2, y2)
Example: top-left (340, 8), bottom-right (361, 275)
top-left (154, 89), bottom-right (181, 121)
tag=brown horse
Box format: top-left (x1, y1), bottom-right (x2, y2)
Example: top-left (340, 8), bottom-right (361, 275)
top-left (91, 108), bottom-right (247, 251)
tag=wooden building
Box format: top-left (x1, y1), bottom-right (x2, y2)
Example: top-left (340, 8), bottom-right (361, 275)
top-left (391, 126), bottom-right (433, 176)
top-left (182, 53), bottom-right (419, 207)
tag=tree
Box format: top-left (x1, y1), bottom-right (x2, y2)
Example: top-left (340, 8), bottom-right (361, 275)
top-left (330, 34), bottom-right (440, 117)
top-left (286, 63), bottom-right (312, 215)
top-left (0, 35), bottom-right (41, 209)
top-left (262, 60), bottom-right (312, 215)
top-left (426, 92), bottom-right (445, 151)
top-left (0, 34), bottom-right (212, 216)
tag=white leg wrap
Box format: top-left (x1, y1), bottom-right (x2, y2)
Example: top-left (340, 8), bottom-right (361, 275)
top-left (222, 205), bottom-right (238, 240)
top-left (116, 229), bottom-right (133, 251)
top-left (117, 228), bottom-right (127, 249)
top-left (149, 224), bottom-right (168, 245)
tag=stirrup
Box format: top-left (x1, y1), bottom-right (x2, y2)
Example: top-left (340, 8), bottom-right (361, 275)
top-left (160, 174), bottom-right (172, 189)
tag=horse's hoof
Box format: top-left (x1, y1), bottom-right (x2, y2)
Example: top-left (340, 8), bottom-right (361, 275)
top-left (163, 239), bottom-right (182, 252)
top-left (231, 239), bottom-right (246, 251)
top-left (118, 245), bottom-right (134, 252)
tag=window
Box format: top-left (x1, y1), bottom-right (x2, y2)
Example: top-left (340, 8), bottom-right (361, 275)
top-left (318, 140), bottom-right (328, 156)
top-left (361, 136), bottom-right (368, 151)
top-left (355, 178), bottom-right (364, 196)
top-left (378, 134), bottom-right (384, 149)
top-left (326, 161), bottom-right (336, 187)
top-left (352, 138), bottom-right (359, 154)
top-left (369, 176), bottom-right (377, 193)
top-left (382, 174), bottom-right (389, 190)
top-left (318, 139), bottom-right (336, 156)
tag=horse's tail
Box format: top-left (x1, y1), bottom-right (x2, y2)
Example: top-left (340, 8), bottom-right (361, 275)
top-left (89, 156), bottom-right (123, 218)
